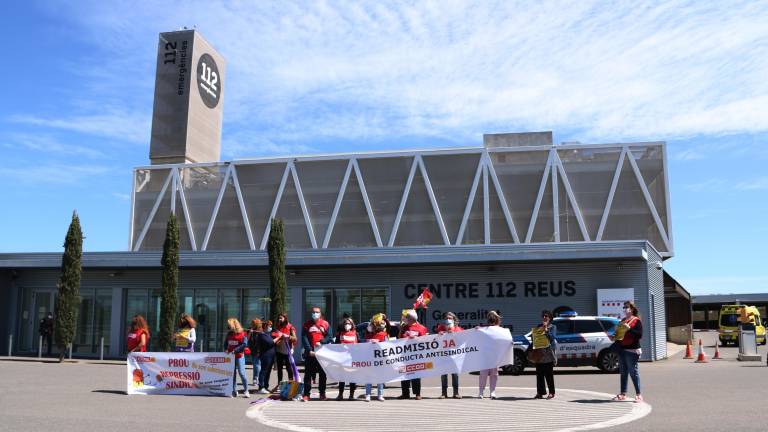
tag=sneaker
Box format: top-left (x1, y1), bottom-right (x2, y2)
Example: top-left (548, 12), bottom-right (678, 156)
top-left (490, 392), bottom-right (497, 399)
top-left (258, 388), bottom-right (269, 394)
top-left (415, 395), bottom-right (422, 400)
top-left (439, 394), bottom-right (447, 399)
top-left (301, 395), bottom-right (309, 402)
top-left (336, 394), bottom-right (343, 401)
top-left (230, 392), bottom-right (236, 398)
top-left (635, 395), bottom-right (644, 403)
top-left (546, 393), bottom-right (555, 400)
top-left (365, 395), bottom-right (371, 402)
top-left (453, 393), bottom-right (462, 399)
top-left (243, 391), bottom-right (250, 398)
top-left (478, 392), bottom-right (484, 399)
top-left (319, 395), bottom-right (328, 401)
top-left (377, 395), bottom-right (385, 401)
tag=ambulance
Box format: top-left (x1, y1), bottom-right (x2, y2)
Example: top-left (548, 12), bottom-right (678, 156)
top-left (718, 305), bottom-right (766, 346)
top-left (507, 312), bottom-right (621, 375)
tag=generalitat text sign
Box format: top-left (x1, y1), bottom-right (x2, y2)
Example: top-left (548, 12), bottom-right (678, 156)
top-left (127, 352), bottom-right (234, 396)
top-left (315, 326), bottom-right (514, 384)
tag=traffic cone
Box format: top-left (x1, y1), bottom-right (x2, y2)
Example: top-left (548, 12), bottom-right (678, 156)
top-left (695, 338), bottom-right (708, 363)
top-left (713, 339), bottom-right (722, 359)
top-left (683, 339), bottom-right (693, 359)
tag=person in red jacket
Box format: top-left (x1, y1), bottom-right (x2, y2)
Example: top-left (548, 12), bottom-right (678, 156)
top-left (437, 311), bottom-right (463, 398)
top-left (398, 309), bottom-right (428, 400)
top-left (336, 316), bottom-right (359, 400)
top-left (225, 317), bottom-right (250, 398)
top-left (364, 313), bottom-right (389, 402)
top-left (272, 313), bottom-right (297, 386)
top-left (126, 315), bottom-right (150, 353)
top-left (613, 301), bottom-right (644, 403)
top-left (301, 306), bottom-right (332, 401)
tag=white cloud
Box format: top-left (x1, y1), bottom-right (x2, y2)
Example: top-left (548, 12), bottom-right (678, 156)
top-left (112, 192), bottom-right (130, 201)
top-left (0, 163), bottom-right (110, 184)
top-left (21, 1), bottom-right (768, 149)
top-left (8, 108), bottom-right (151, 144)
top-left (735, 177), bottom-right (768, 191)
top-left (2, 133), bottom-right (106, 159)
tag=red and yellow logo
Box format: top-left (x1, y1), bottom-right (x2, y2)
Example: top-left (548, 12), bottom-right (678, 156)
top-left (398, 362), bottom-right (434, 373)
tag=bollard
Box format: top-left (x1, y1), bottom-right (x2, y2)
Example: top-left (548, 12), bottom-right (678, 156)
top-left (38, 335), bottom-right (43, 358)
top-left (200, 339), bottom-right (204, 353)
top-left (100, 337), bottom-right (104, 361)
top-left (68, 343), bottom-right (72, 360)
top-left (8, 334), bottom-right (12, 357)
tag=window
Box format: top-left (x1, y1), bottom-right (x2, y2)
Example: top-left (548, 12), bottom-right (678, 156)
top-left (598, 319), bottom-right (617, 334)
top-left (553, 320), bottom-right (574, 335)
top-left (574, 320), bottom-right (606, 334)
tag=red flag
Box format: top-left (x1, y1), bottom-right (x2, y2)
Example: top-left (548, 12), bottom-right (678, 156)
top-left (413, 288), bottom-right (432, 310)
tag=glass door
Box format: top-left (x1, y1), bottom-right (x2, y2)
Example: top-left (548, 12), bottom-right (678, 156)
top-left (27, 291), bottom-right (55, 352)
top-left (303, 287), bottom-right (390, 330)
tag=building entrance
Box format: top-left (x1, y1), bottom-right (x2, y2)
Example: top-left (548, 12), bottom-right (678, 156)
top-left (303, 287), bottom-right (390, 330)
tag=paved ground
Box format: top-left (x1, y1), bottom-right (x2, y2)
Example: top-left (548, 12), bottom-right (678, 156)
top-left (0, 331), bottom-right (766, 432)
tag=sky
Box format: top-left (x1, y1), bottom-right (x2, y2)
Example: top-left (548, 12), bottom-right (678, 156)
top-left (0, 1), bottom-right (767, 295)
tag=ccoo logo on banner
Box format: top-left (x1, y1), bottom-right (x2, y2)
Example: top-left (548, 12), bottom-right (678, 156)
top-left (127, 352), bottom-right (235, 396)
top-left (315, 326), bottom-right (514, 384)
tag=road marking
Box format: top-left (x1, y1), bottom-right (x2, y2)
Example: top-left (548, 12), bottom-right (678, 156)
top-left (246, 386), bottom-right (651, 432)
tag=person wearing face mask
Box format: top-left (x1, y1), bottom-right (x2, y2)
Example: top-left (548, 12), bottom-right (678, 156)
top-left (39, 312), bottom-right (54, 357)
top-left (336, 316), bottom-right (359, 400)
top-left (301, 306), bottom-right (332, 402)
top-left (528, 310), bottom-right (557, 399)
top-left (613, 301), bottom-right (644, 403)
top-left (255, 320), bottom-right (276, 394)
top-left (436, 312), bottom-right (463, 399)
top-left (398, 309), bottom-right (428, 400)
top-left (272, 313), bottom-right (297, 387)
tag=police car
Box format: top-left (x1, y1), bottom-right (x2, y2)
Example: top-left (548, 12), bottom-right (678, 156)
top-left (504, 312), bottom-right (621, 375)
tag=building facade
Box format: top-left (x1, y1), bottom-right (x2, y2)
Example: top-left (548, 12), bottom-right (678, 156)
top-left (1, 138), bottom-right (672, 362)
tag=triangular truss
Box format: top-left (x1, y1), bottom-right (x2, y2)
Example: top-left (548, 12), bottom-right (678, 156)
top-left (131, 145), bottom-right (672, 254)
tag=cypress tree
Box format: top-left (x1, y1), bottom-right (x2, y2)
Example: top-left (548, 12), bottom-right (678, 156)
top-left (55, 211), bottom-right (82, 362)
top-left (268, 218), bottom-right (287, 323)
top-left (158, 213), bottom-right (180, 352)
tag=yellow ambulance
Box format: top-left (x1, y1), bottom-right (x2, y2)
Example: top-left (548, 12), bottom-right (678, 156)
top-left (718, 305), bottom-right (766, 346)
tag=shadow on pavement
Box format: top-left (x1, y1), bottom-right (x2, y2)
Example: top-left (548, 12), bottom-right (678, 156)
top-left (92, 390), bottom-right (127, 395)
top-left (570, 399), bottom-right (616, 404)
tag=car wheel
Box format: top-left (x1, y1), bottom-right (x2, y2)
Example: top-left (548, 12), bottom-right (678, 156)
top-left (502, 350), bottom-right (527, 375)
top-left (597, 350), bottom-right (619, 373)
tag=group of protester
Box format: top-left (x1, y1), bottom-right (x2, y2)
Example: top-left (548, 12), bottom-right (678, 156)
top-left (126, 300), bottom-right (643, 402)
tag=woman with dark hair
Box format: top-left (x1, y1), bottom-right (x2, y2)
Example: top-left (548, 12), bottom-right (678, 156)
top-left (248, 318), bottom-right (262, 389)
top-left (613, 301), bottom-right (644, 403)
top-left (272, 313), bottom-right (297, 384)
top-left (529, 310), bottom-right (557, 399)
top-left (127, 315), bottom-right (150, 353)
top-left (256, 320), bottom-right (276, 394)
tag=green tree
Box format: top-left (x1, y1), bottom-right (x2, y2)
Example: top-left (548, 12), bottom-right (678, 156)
top-left (158, 213), bottom-right (180, 352)
top-left (268, 218), bottom-right (287, 323)
top-left (55, 211), bottom-right (83, 362)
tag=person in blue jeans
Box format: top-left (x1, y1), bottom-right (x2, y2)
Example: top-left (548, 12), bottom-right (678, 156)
top-left (225, 318), bottom-right (249, 398)
top-left (256, 320), bottom-right (276, 393)
top-left (248, 318), bottom-right (262, 389)
top-left (613, 301), bottom-right (643, 403)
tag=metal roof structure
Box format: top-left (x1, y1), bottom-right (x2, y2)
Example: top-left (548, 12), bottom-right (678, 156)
top-left (130, 142), bottom-right (673, 256)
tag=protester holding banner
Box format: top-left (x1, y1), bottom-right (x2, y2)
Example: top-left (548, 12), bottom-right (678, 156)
top-left (301, 306), bottom-right (333, 402)
top-left (256, 320), bottom-right (276, 394)
top-left (174, 314), bottom-right (197, 352)
top-left (437, 311), bottom-right (463, 399)
top-left (529, 310), bottom-right (557, 399)
top-left (225, 318), bottom-right (250, 398)
top-left (248, 318), bottom-right (262, 389)
top-left (613, 301), bottom-right (643, 403)
top-left (398, 309), bottom-right (428, 400)
top-left (363, 313), bottom-right (388, 402)
top-left (272, 313), bottom-right (297, 384)
top-left (478, 310), bottom-right (502, 399)
top-left (127, 314), bottom-right (150, 353)
top-left (336, 316), bottom-right (359, 400)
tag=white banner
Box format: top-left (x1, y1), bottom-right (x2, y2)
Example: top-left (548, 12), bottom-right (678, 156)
top-left (597, 288), bottom-right (635, 319)
top-left (127, 352), bottom-right (235, 396)
top-left (315, 326), bottom-right (514, 384)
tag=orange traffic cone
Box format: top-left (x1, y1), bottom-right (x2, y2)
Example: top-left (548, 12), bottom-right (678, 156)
top-left (695, 338), bottom-right (708, 363)
top-left (683, 339), bottom-right (693, 359)
top-left (713, 339), bottom-right (722, 359)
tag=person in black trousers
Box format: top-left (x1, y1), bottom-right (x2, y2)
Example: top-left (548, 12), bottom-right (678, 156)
top-left (255, 320), bottom-right (276, 394)
top-left (531, 310), bottom-right (557, 399)
top-left (39, 312), bottom-right (54, 356)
